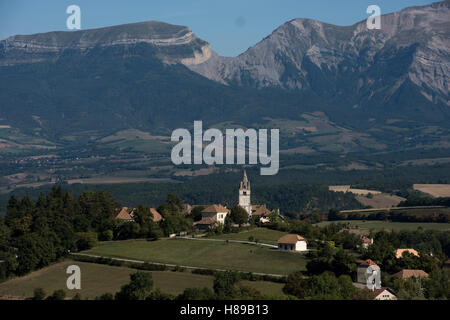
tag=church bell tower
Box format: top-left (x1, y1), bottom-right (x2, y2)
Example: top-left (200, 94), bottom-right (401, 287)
top-left (238, 170), bottom-right (252, 215)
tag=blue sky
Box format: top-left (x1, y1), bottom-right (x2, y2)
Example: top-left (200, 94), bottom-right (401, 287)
top-left (0, 0), bottom-right (436, 56)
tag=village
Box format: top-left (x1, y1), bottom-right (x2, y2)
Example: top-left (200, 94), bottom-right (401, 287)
top-left (108, 170), bottom-right (439, 300)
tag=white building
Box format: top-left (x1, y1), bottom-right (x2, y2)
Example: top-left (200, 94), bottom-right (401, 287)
top-left (238, 170), bottom-right (252, 215)
top-left (277, 234), bottom-right (307, 252)
top-left (373, 287), bottom-right (397, 300)
top-left (357, 259), bottom-right (381, 287)
top-left (361, 236), bottom-right (374, 249)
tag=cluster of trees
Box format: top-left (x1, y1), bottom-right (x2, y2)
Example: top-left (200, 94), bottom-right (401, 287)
top-left (328, 208), bottom-right (450, 223)
top-left (31, 288), bottom-right (72, 300)
top-left (283, 271), bottom-right (372, 300)
top-left (381, 269), bottom-right (450, 300)
top-left (0, 188), bottom-right (195, 281)
top-left (306, 244), bottom-right (357, 278)
top-left (94, 270), bottom-right (281, 301)
top-left (361, 230), bottom-right (450, 274)
top-left (0, 187), bottom-right (122, 278)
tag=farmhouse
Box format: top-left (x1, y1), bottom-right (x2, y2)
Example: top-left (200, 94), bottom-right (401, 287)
top-left (393, 269), bottom-right (429, 279)
top-left (114, 207), bottom-right (134, 221)
top-left (357, 259), bottom-right (380, 285)
top-left (361, 236), bottom-right (373, 249)
top-left (395, 248), bottom-right (419, 259)
top-left (201, 204), bottom-right (230, 224)
top-left (251, 205), bottom-right (272, 223)
top-left (193, 217), bottom-right (216, 231)
top-left (115, 207), bottom-right (163, 223)
top-left (149, 208), bottom-right (163, 222)
top-left (277, 234), bottom-right (307, 252)
top-left (372, 287), bottom-right (397, 300)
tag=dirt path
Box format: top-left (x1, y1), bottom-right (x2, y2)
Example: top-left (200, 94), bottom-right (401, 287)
top-left (70, 253), bottom-right (285, 278)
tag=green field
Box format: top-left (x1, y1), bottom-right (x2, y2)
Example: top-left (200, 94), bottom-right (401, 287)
top-left (0, 260), bottom-right (286, 299)
top-left (0, 260), bottom-right (214, 299)
top-left (209, 228), bottom-right (288, 245)
top-left (240, 280), bottom-right (285, 296)
top-left (84, 238), bottom-right (307, 275)
top-left (316, 220), bottom-right (450, 232)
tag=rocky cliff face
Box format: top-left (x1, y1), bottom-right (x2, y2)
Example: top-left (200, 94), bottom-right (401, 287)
top-left (0, 21), bottom-right (212, 66)
top-left (187, 1), bottom-right (449, 106)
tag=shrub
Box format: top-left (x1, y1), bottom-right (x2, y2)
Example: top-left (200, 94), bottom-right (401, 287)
top-left (32, 288), bottom-right (46, 300)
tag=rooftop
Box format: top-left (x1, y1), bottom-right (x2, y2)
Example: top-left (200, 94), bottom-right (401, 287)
top-left (277, 234), bottom-right (306, 244)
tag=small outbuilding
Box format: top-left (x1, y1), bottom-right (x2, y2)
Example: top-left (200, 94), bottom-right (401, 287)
top-left (277, 234), bottom-right (307, 252)
top-left (373, 287), bottom-right (397, 300)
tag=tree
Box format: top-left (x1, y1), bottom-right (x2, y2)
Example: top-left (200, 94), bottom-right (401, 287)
top-left (96, 293), bottom-right (114, 300)
top-left (46, 289), bottom-right (66, 300)
top-left (230, 206), bottom-right (248, 226)
top-left (213, 271), bottom-right (240, 299)
top-left (283, 271), bottom-right (309, 298)
top-left (75, 232), bottom-right (98, 251)
top-left (190, 206), bottom-right (205, 222)
top-left (115, 272), bottom-right (154, 300)
top-left (100, 230), bottom-right (114, 241)
top-left (177, 287), bottom-right (214, 300)
top-left (337, 275), bottom-right (357, 299)
top-left (352, 289), bottom-right (376, 300)
top-left (423, 269), bottom-right (450, 299)
top-left (32, 288), bottom-right (46, 300)
top-left (72, 293), bottom-right (82, 300)
top-left (394, 278), bottom-right (426, 300)
top-left (132, 205), bottom-right (164, 239)
top-left (328, 209), bottom-right (340, 221)
top-left (331, 249), bottom-right (356, 276)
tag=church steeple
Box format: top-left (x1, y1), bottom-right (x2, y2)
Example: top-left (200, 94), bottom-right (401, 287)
top-left (238, 169), bottom-right (251, 215)
top-left (240, 169), bottom-right (250, 190)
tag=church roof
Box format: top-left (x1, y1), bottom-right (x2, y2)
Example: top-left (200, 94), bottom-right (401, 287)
top-left (277, 234), bottom-right (306, 244)
top-left (202, 204), bottom-right (230, 214)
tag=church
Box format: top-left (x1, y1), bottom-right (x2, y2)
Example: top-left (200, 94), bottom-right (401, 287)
top-left (238, 170), bottom-right (274, 222)
top-left (238, 170), bottom-right (252, 214)
top-left (189, 169), bottom-right (275, 230)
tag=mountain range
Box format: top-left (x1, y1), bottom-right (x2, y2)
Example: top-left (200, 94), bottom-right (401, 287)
top-left (0, 1), bottom-right (449, 156)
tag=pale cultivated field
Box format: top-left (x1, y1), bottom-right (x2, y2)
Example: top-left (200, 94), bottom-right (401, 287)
top-left (67, 177), bottom-right (170, 184)
top-left (413, 184), bottom-right (450, 197)
top-left (329, 185), bottom-right (382, 195)
top-left (356, 194), bottom-right (405, 208)
top-left (174, 167), bottom-right (216, 176)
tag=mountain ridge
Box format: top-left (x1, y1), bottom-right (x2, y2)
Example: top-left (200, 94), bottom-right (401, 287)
top-left (188, 0), bottom-right (449, 108)
top-left (0, 1), bottom-right (448, 156)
